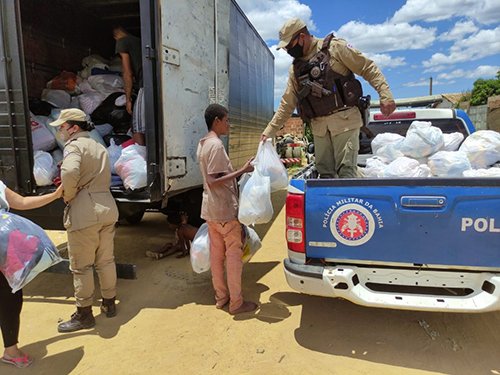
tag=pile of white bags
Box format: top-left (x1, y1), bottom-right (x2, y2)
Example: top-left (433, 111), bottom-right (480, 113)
top-left (361, 121), bottom-right (500, 178)
top-left (114, 144), bottom-right (147, 190)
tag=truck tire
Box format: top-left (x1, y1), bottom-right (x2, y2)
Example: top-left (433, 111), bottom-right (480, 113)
top-left (125, 210), bottom-right (145, 225)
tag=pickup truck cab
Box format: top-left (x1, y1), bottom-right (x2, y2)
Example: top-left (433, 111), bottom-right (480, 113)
top-left (284, 108), bottom-right (500, 312)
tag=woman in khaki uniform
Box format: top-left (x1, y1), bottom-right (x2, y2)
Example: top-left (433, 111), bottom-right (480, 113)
top-left (49, 109), bottom-right (119, 333)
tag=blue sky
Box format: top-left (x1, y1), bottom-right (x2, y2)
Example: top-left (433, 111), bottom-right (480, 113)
top-left (236, 0), bottom-right (500, 108)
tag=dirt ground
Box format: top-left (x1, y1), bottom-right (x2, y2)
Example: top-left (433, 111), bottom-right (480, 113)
top-left (5, 190), bottom-right (500, 375)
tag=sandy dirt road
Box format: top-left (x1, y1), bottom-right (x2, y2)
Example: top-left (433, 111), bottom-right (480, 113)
top-left (5, 190), bottom-right (500, 374)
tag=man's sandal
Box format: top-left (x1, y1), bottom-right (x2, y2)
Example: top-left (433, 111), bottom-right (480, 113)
top-left (1, 354), bottom-right (33, 368)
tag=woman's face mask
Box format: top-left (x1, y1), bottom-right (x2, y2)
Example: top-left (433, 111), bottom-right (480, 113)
top-left (58, 124), bottom-right (75, 142)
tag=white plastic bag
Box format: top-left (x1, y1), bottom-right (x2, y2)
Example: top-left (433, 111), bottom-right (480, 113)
top-left (399, 121), bottom-right (444, 158)
top-left (441, 132), bottom-right (464, 152)
top-left (114, 144), bottom-right (147, 190)
top-left (238, 170), bottom-right (273, 226)
top-left (94, 123), bottom-right (114, 137)
top-left (30, 114), bottom-right (56, 151)
top-left (371, 133), bottom-right (404, 155)
top-left (107, 139), bottom-right (122, 175)
top-left (459, 130), bottom-right (500, 168)
top-left (242, 226), bottom-right (262, 263)
top-left (428, 151), bottom-right (472, 177)
top-left (33, 151), bottom-right (57, 186)
top-left (463, 168), bottom-right (500, 178)
top-left (0, 209), bottom-right (62, 293)
top-left (381, 156), bottom-right (420, 178)
top-left (41, 89), bottom-right (71, 108)
top-left (78, 92), bottom-right (106, 114)
top-left (190, 223), bottom-right (210, 273)
top-left (375, 140), bottom-right (404, 163)
top-left (87, 75), bottom-right (124, 95)
top-left (254, 140), bottom-right (288, 191)
top-left (362, 157), bottom-right (387, 178)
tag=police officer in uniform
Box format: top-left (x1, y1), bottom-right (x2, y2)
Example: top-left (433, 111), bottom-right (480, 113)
top-left (261, 18), bottom-right (397, 178)
top-left (49, 109), bottom-right (119, 333)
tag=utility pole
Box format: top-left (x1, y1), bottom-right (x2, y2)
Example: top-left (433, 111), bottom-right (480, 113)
top-left (429, 77), bottom-right (433, 95)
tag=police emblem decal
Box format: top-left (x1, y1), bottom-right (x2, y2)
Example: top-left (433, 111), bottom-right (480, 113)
top-left (329, 203), bottom-right (375, 246)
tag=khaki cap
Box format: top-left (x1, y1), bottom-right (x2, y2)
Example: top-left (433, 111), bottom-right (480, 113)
top-left (49, 108), bottom-right (87, 126)
top-left (277, 18), bottom-right (306, 50)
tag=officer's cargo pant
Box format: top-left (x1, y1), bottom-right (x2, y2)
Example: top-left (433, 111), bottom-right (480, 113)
top-left (314, 128), bottom-right (360, 178)
top-left (68, 222), bottom-right (117, 307)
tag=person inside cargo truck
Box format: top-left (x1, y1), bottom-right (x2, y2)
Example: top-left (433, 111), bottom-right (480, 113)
top-left (112, 26), bottom-right (145, 146)
top-left (261, 18), bottom-right (396, 178)
top-left (197, 104), bottom-right (258, 315)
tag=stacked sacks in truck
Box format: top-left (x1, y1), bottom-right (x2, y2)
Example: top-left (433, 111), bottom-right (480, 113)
top-left (360, 121), bottom-right (500, 178)
top-left (28, 54), bottom-right (137, 188)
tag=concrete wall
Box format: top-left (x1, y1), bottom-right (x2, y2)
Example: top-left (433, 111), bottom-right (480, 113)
top-left (487, 95), bottom-right (500, 132)
top-left (466, 95), bottom-right (500, 132)
top-left (468, 105), bottom-right (488, 130)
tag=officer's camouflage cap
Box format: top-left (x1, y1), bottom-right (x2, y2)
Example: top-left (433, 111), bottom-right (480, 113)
top-left (277, 18), bottom-right (307, 50)
top-left (49, 108), bottom-right (87, 127)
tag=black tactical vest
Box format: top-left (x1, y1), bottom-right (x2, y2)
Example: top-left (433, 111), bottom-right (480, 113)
top-left (293, 34), bottom-right (363, 122)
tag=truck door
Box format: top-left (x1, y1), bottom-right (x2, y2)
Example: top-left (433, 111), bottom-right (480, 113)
top-left (0, 1), bottom-right (33, 193)
top-left (140, 0), bottom-right (164, 202)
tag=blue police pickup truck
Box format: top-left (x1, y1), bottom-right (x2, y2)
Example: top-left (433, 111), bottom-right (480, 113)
top-left (284, 108), bottom-right (500, 312)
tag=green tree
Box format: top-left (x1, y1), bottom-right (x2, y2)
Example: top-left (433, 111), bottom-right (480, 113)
top-left (470, 70), bottom-right (500, 106)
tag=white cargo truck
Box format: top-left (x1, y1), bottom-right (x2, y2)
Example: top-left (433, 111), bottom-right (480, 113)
top-left (0, 0), bottom-right (274, 227)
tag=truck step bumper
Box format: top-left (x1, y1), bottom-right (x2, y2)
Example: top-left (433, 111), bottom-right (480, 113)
top-left (284, 259), bottom-right (500, 313)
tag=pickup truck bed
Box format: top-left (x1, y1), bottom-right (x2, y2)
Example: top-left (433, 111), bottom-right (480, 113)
top-left (284, 108), bottom-right (500, 312)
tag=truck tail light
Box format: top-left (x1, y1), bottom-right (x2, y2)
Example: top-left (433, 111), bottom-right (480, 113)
top-left (286, 192), bottom-right (305, 253)
top-left (373, 111), bottom-right (416, 120)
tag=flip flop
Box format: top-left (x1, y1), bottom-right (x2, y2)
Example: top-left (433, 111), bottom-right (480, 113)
top-left (1, 354), bottom-right (33, 368)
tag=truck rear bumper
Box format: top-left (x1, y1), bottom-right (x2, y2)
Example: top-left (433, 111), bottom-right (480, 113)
top-left (284, 259), bottom-right (500, 313)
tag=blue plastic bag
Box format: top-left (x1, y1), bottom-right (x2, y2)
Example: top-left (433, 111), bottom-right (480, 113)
top-left (0, 210), bottom-right (62, 293)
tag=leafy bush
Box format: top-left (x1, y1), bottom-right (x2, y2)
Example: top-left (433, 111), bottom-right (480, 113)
top-left (470, 70), bottom-right (500, 106)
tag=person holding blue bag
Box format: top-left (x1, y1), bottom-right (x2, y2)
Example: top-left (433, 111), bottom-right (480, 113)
top-left (0, 180), bottom-right (62, 369)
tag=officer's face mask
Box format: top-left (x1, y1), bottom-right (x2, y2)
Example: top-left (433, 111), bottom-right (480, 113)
top-left (286, 35), bottom-right (304, 59)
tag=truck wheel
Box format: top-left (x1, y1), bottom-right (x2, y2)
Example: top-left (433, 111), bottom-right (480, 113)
top-left (125, 210), bottom-right (145, 225)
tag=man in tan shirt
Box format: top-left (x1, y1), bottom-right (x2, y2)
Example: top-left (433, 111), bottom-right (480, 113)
top-left (262, 18), bottom-right (396, 178)
top-left (197, 104), bottom-right (256, 315)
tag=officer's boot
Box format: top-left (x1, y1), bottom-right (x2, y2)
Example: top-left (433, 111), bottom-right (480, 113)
top-left (58, 306), bottom-right (95, 333)
top-left (100, 297), bottom-right (117, 318)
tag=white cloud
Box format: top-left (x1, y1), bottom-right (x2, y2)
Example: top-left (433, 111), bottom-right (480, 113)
top-left (437, 65), bottom-right (500, 80)
top-left (423, 26), bottom-right (500, 67)
top-left (235, 0), bottom-right (316, 41)
top-left (271, 45), bottom-right (293, 98)
top-left (365, 53), bottom-right (406, 69)
top-left (391, 0), bottom-right (500, 25)
top-left (439, 20), bottom-right (478, 41)
top-left (336, 21), bottom-right (436, 53)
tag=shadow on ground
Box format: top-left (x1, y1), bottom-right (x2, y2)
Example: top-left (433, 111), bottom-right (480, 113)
top-left (270, 291), bottom-right (500, 375)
